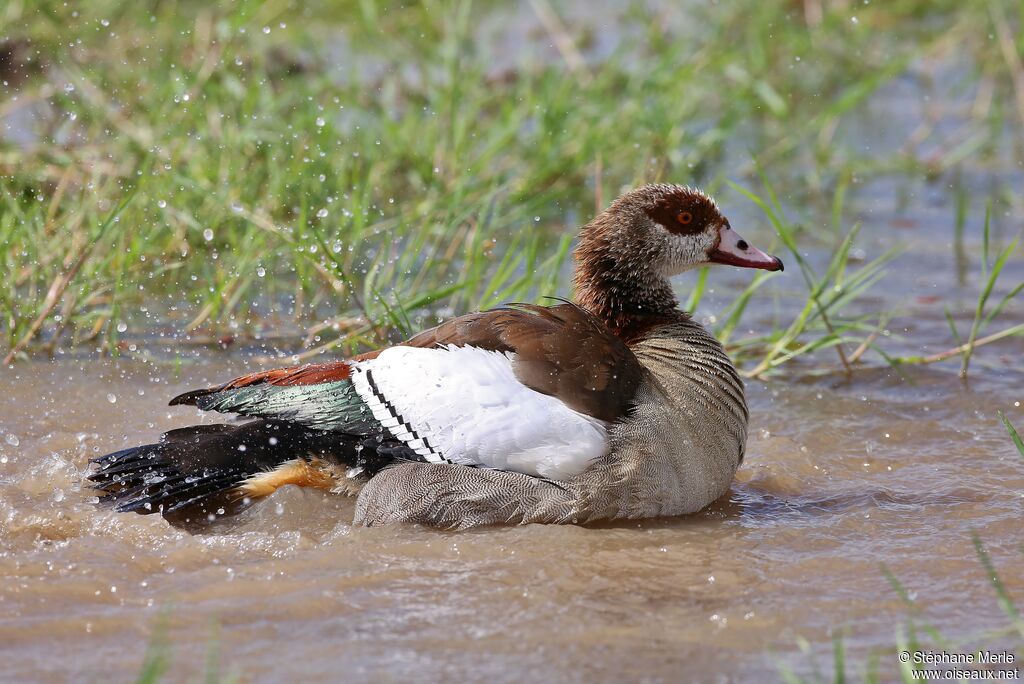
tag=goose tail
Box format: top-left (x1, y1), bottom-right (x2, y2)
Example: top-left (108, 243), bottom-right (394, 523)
top-left (88, 420), bottom-right (365, 516)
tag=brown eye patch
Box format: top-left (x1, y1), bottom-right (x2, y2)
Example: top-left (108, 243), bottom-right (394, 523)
top-left (643, 189), bottom-right (720, 236)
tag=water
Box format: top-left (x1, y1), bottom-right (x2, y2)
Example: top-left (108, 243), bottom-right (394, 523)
top-left (1, 117), bottom-right (1022, 684)
top-left (1, 302), bottom-right (1022, 682)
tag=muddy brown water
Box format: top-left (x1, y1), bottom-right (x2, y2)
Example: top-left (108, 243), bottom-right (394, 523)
top-left (1, 280), bottom-right (1022, 683)
top-left (2, 184), bottom-right (1023, 682)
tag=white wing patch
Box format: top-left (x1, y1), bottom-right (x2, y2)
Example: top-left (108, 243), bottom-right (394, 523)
top-left (350, 345), bottom-right (609, 480)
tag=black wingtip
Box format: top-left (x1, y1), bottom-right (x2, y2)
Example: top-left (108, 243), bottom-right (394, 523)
top-left (169, 389), bottom-right (215, 406)
top-left (88, 439), bottom-right (249, 516)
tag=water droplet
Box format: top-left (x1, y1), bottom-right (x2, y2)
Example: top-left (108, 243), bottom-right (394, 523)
top-left (262, 26), bottom-right (271, 34)
top-left (315, 117), bottom-right (326, 127)
top-left (203, 228), bottom-right (215, 241)
top-left (316, 208), bottom-right (328, 218)
top-left (157, 199), bottom-right (166, 208)
top-left (4, 434), bottom-right (19, 447)
top-left (116, 322), bottom-right (127, 333)
top-left (256, 266), bottom-right (266, 277)
top-left (106, 393), bottom-right (117, 404)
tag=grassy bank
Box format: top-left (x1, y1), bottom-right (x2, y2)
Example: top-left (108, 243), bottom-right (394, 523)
top-left (1, 0), bottom-right (1021, 372)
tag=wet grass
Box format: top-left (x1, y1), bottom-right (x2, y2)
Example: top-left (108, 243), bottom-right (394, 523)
top-left (135, 612), bottom-right (234, 684)
top-left (888, 205), bottom-right (1024, 374)
top-left (725, 177), bottom-right (900, 378)
top-left (1, 0), bottom-right (1022, 371)
top-left (1001, 412), bottom-right (1024, 457)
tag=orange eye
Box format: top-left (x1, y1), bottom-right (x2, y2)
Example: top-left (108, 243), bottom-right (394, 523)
top-left (677, 211), bottom-right (693, 225)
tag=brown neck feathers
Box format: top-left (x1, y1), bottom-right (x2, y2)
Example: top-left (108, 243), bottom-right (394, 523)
top-left (572, 215), bottom-right (687, 344)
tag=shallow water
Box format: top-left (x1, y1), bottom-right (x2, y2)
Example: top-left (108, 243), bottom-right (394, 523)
top-left (1, 320), bottom-right (1022, 682)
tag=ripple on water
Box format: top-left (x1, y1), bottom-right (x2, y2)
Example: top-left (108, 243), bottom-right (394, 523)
top-left (0, 351), bottom-right (1022, 682)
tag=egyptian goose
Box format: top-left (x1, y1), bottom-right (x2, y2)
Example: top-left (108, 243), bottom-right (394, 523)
top-left (89, 184), bottom-right (783, 529)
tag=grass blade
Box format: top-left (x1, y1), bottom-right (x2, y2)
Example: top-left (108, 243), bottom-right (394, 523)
top-left (998, 412), bottom-right (1024, 458)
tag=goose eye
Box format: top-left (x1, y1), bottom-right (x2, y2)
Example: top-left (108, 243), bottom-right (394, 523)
top-left (676, 211), bottom-right (693, 226)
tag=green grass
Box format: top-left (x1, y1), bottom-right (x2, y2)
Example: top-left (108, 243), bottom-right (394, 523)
top-left (1, 0), bottom-right (1021, 372)
top-left (726, 176), bottom-right (899, 378)
top-left (135, 611), bottom-right (235, 684)
top-left (1000, 412), bottom-right (1024, 458)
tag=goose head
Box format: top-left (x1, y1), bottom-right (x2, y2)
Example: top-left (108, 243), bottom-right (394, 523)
top-left (573, 183), bottom-right (783, 335)
top-left (601, 183), bottom-right (783, 276)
